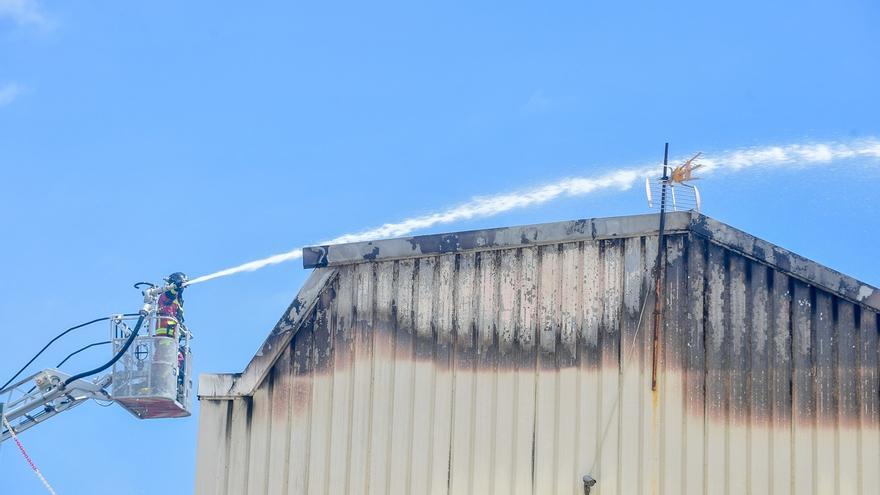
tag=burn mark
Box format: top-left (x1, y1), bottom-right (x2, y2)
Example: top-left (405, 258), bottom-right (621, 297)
top-left (291, 296), bottom-right (303, 315)
top-left (251, 232), bottom-right (880, 434)
top-left (439, 235), bottom-right (461, 253)
top-left (405, 230), bottom-right (501, 256)
top-left (565, 219), bottom-right (590, 236)
top-left (362, 245), bottom-right (380, 261)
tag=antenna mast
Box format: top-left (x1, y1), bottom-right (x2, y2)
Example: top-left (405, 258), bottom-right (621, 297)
top-left (651, 143), bottom-right (669, 391)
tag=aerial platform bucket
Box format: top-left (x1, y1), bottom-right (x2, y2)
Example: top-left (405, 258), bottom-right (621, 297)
top-left (110, 316), bottom-right (192, 419)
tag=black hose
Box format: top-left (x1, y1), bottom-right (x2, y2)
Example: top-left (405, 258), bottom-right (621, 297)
top-left (1, 314), bottom-right (140, 392)
top-left (56, 341), bottom-right (112, 368)
top-left (26, 341), bottom-right (112, 394)
top-left (63, 314), bottom-right (145, 387)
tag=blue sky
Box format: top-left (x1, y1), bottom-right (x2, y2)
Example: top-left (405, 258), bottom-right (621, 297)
top-left (1, 1), bottom-right (879, 493)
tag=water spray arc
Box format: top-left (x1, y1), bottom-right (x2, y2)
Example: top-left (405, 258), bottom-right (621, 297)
top-left (184, 138), bottom-right (880, 287)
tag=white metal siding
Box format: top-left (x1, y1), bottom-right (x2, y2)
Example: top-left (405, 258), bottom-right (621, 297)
top-left (196, 233), bottom-right (880, 495)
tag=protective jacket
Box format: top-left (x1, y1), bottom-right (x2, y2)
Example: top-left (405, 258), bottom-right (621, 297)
top-left (156, 287), bottom-right (184, 338)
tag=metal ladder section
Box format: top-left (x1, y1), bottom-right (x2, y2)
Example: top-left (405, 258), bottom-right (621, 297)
top-left (1, 369), bottom-right (112, 443)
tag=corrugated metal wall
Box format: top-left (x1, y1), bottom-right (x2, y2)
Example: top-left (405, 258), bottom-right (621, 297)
top-left (195, 233), bottom-right (880, 495)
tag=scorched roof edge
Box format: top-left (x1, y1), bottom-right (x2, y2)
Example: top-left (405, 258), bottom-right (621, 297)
top-left (300, 211), bottom-right (880, 311)
top-left (200, 211), bottom-right (880, 399)
top-left (302, 212), bottom-right (692, 269)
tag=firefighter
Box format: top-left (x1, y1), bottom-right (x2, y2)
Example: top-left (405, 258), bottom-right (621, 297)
top-left (156, 272), bottom-right (186, 338)
top-left (156, 272), bottom-right (188, 400)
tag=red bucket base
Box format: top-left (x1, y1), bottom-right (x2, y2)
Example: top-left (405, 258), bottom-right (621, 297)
top-left (116, 396), bottom-right (191, 419)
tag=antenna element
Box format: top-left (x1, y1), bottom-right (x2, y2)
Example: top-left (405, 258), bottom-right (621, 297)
top-left (645, 150), bottom-right (703, 212)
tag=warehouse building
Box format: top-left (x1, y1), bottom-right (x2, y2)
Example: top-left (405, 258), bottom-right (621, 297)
top-left (195, 211), bottom-right (880, 495)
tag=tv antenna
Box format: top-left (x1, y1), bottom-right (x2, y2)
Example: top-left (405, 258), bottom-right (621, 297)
top-left (645, 149), bottom-right (704, 212)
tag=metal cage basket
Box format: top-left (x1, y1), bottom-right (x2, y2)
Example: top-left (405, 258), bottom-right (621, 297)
top-left (110, 314), bottom-right (192, 419)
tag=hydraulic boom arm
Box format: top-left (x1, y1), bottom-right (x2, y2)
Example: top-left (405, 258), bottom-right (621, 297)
top-left (1, 369), bottom-right (112, 443)
top-left (1, 275), bottom-right (194, 443)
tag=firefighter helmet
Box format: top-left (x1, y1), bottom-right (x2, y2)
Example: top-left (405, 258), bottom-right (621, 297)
top-left (165, 272), bottom-right (188, 288)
